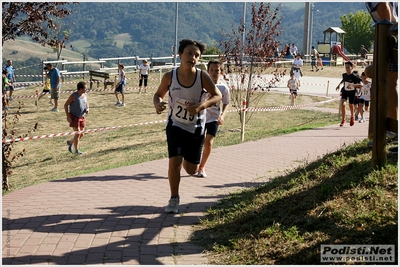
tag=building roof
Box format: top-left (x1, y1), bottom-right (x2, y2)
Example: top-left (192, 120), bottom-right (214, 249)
top-left (323, 27), bottom-right (346, 34)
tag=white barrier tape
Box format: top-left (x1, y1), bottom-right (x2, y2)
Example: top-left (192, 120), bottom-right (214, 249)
top-left (226, 97), bottom-right (337, 114)
top-left (2, 97), bottom-right (337, 144)
top-left (2, 120), bottom-right (168, 144)
top-left (11, 86), bottom-right (159, 99)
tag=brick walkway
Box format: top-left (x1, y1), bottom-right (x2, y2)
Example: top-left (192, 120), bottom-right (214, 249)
top-left (2, 108), bottom-right (369, 265)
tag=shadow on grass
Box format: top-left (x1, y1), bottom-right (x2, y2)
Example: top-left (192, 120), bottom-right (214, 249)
top-left (191, 143), bottom-right (398, 264)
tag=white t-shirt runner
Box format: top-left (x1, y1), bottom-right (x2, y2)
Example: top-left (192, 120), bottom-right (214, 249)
top-left (205, 83), bottom-right (230, 123)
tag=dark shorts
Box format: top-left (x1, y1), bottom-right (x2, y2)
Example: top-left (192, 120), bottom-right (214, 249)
top-left (311, 57), bottom-right (316, 66)
top-left (205, 121), bottom-right (219, 137)
top-left (341, 90), bottom-right (356, 104)
top-left (139, 74), bottom-right (148, 87)
top-left (115, 84), bottom-right (125, 93)
top-left (42, 89), bottom-right (50, 93)
top-left (69, 113), bottom-right (86, 129)
top-left (358, 99), bottom-right (370, 107)
top-left (166, 125), bottom-right (204, 164)
top-left (354, 96), bottom-right (360, 105)
top-left (290, 89), bottom-right (298, 96)
top-left (6, 85), bottom-right (14, 91)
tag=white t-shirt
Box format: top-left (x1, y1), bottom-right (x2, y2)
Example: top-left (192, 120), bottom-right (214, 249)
top-left (287, 79), bottom-right (298, 90)
top-left (139, 64), bottom-right (150, 75)
top-left (206, 83), bottom-right (230, 123)
top-left (360, 80), bottom-right (372, 101)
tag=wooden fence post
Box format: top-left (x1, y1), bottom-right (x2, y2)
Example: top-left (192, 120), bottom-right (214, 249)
top-left (371, 19), bottom-right (393, 168)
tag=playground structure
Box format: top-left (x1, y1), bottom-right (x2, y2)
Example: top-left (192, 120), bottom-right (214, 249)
top-left (317, 27), bottom-right (350, 66)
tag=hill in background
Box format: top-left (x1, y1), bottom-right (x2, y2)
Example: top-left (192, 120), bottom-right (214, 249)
top-left (3, 2), bottom-right (367, 66)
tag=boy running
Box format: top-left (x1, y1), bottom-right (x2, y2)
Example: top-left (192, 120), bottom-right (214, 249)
top-left (153, 39), bottom-right (222, 213)
top-left (198, 60), bottom-right (230, 178)
top-left (335, 61), bottom-right (362, 127)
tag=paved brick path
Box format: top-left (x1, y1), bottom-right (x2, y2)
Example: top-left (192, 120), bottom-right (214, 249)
top-left (2, 107), bottom-right (370, 265)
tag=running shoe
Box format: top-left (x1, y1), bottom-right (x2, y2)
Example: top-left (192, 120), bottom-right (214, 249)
top-left (75, 150), bottom-right (83, 155)
top-left (350, 117), bottom-right (355, 126)
top-left (165, 197), bottom-right (180, 214)
top-left (67, 140), bottom-right (73, 153)
top-left (340, 120), bottom-right (346, 127)
top-left (115, 101), bottom-right (122, 105)
top-left (197, 167), bottom-right (207, 178)
top-left (51, 108), bottom-right (59, 112)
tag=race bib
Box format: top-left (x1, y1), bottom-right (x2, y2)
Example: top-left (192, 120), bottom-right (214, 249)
top-left (172, 98), bottom-right (196, 125)
top-left (344, 82), bottom-right (355, 91)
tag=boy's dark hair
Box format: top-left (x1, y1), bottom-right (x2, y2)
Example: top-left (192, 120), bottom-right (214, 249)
top-left (361, 72), bottom-right (366, 76)
top-left (118, 63), bottom-right (124, 69)
top-left (207, 60), bottom-right (222, 71)
top-left (178, 39), bottom-right (206, 55)
top-left (345, 61), bottom-right (353, 67)
top-left (77, 81), bottom-right (86, 90)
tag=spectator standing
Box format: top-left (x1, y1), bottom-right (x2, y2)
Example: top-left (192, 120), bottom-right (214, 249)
top-left (284, 44), bottom-right (291, 59)
top-left (153, 39), bottom-right (222, 214)
top-left (292, 53), bottom-right (303, 86)
top-left (311, 46), bottom-right (320, 71)
top-left (138, 59), bottom-right (150, 93)
top-left (335, 61), bottom-right (362, 127)
top-left (317, 55), bottom-right (324, 70)
top-left (3, 60), bottom-right (16, 100)
top-left (2, 69), bottom-right (10, 110)
top-left (359, 45), bottom-right (369, 68)
top-left (46, 63), bottom-right (61, 112)
top-left (290, 43), bottom-right (298, 57)
top-left (64, 81), bottom-right (89, 155)
top-left (198, 60), bottom-right (230, 178)
top-left (358, 72), bottom-right (372, 123)
top-left (114, 64), bottom-right (126, 107)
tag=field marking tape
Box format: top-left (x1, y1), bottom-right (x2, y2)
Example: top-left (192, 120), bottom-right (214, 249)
top-left (10, 86), bottom-right (159, 99)
top-left (2, 120), bottom-right (168, 144)
top-left (2, 97), bottom-right (337, 144)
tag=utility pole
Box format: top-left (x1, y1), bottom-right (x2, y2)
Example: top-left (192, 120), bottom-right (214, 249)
top-left (303, 2), bottom-right (311, 55)
top-left (173, 2), bottom-right (178, 66)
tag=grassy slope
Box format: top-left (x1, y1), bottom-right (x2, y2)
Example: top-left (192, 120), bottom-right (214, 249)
top-left (193, 141), bottom-right (398, 264)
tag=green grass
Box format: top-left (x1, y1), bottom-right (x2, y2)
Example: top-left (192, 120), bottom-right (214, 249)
top-left (192, 140), bottom-right (398, 264)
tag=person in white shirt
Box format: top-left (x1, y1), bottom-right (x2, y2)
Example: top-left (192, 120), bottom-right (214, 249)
top-left (311, 46), bottom-right (320, 72)
top-left (292, 53), bottom-right (303, 86)
top-left (198, 60), bottom-right (230, 178)
top-left (358, 72), bottom-right (371, 123)
top-left (289, 43), bottom-right (298, 57)
top-left (138, 59), bottom-right (150, 93)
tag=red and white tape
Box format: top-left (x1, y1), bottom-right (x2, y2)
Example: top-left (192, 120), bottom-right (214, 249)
top-left (2, 97), bottom-right (337, 144)
top-left (2, 119), bottom-right (168, 144)
top-left (10, 86), bottom-right (158, 99)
